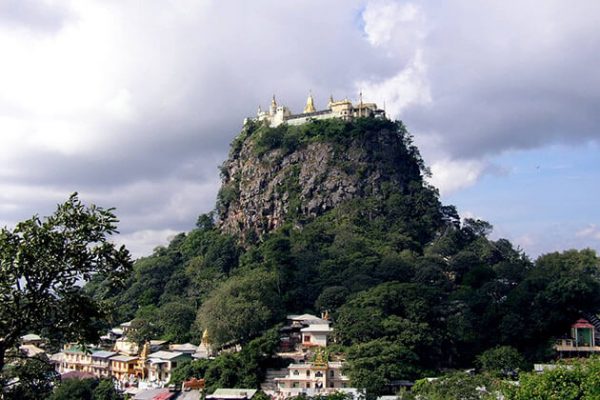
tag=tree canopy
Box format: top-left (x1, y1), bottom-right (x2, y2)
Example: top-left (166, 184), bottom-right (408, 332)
top-left (0, 194), bottom-right (132, 391)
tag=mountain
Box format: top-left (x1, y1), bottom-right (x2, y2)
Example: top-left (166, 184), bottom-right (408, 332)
top-left (217, 118), bottom-right (427, 243)
top-left (86, 116), bottom-right (600, 396)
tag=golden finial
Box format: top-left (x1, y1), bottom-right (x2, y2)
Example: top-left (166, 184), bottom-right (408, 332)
top-left (304, 91), bottom-right (316, 113)
top-left (313, 347), bottom-right (327, 368)
top-left (140, 341), bottom-right (150, 359)
top-left (202, 329), bottom-right (211, 346)
top-left (322, 310), bottom-right (330, 321)
top-left (271, 95), bottom-right (277, 108)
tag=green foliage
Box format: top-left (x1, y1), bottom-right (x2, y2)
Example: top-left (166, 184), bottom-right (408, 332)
top-left (411, 372), bottom-right (501, 400)
top-left (127, 318), bottom-right (161, 347)
top-left (82, 116), bottom-right (600, 400)
top-left (344, 339), bottom-right (423, 397)
top-left (196, 270), bottom-right (283, 347)
top-left (50, 378), bottom-right (97, 400)
top-left (2, 355), bottom-right (58, 400)
top-left (476, 346), bottom-right (527, 378)
top-left (92, 379), bottom-right (123, 400)
top-left (47, 378), bottom-right (122, 400)
top-left (0, 194), bottom-right (132, 382)
top-left (287, 393), bottom-right (353, 400)
top-left (170, 328), bottom-right (280, 392)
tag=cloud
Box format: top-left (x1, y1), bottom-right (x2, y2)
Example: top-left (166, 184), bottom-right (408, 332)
top-left (577, 225), bottom-right (600, 241)
top-left (0, 0), bottom-right (73, 33)
top-left (427, 159), bottom-right (487, 195)
top-left (1, 0), bottom-right (600, 256)
top-left (114, 229), bottom-right (181, 260)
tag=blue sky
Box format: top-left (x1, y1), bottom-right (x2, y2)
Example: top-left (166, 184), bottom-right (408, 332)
top-left (0, 0), bottom-right (598, 258)
top-left (445, 141), bottom-right (600, 258)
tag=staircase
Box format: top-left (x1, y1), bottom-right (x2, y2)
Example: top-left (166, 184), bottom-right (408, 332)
top-left (261, 368), bottom-right (288, 392)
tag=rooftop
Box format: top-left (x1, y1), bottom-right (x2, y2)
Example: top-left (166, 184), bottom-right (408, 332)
top-left (206, 388), bottom-right (257, 400)
top-left (148, 350), bottom-right (185, 360)
top-left (169, 343), bottom-right (198, 351)
top-left (110, 355), bottom-right (138, 362)
top-left (300, 325), bottom-right (333, 333)
top-left (91, 351), bottom-right (118, 359)
top-left (20, 333), bottom-right (42, 342)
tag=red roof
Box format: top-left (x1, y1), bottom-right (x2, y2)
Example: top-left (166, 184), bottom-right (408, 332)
top-left (573, 318), bottom-right (594, 328)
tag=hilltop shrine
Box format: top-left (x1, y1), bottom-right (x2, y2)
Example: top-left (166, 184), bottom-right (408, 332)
top-left (249, 93), bottom-right (386, 127)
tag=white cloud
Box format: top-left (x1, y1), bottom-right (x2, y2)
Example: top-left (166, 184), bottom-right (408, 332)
top-left (576, 225), bottom-right (600, 241)
top-left (1, 0), bottom-right (600, 257)
top-left (114, 229), bottom-right (181, 260)
top-left (427, 158), bottom-right (487, 195)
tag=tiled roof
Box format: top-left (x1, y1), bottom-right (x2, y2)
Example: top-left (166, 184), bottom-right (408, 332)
top-left (110, 355), bottom-right (138, 362)
top-left (92, 351), bottom-right (117, 359)
top-left (148, 350), bottom-right (184, 360)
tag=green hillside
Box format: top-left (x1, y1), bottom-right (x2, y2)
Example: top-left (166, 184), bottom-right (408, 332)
top-left (86, 118), bottom-right (600, 395)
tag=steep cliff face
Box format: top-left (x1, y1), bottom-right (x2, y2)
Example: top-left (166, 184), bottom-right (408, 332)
top-left (217, 118), bottom-right (424, 242)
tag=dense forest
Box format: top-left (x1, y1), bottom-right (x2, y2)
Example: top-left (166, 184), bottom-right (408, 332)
top-left (86, 118), bottom-right (600, 396)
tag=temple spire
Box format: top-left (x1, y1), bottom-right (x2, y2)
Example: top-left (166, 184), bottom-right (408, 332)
top-left (303, 91), bottom-right (316, 113)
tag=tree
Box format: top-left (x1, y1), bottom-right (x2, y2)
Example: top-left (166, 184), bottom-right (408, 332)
top-left (196, 270), bottom-right (283, 347)
top-left (49, 378), bottom-right (97, 400)
top-left (2, 354), bottom-right (58, 399)
top-left (344, 339), bottom-right (423, 398)
top-left (92, 379), bottom-right (123, 400)
top-left (411, 372), bottom-right (500, 400)
top-left (476, 346), bottom-right (527, 378)
top-left (0, 194), bottom-right (132, 383)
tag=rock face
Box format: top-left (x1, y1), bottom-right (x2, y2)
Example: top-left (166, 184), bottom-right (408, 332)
top-left (217, 120), bottom-right (421, 242)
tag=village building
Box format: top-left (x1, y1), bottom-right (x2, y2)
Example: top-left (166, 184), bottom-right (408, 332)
top-left (110, 354), bottom-right (139, 381)
top-left (147, 350), bottom-right (191, 383)
top-left (301, 323), bottom-right (333, 348)
top-left (555, 317), bottom-right (600, 357)
top-left (114, 337), bottom-right (139, 356)
top-left (206, 388), bottom-right (258, 400)
top-left (90, 351), bottom-right (117, 378)
top-left (169, 343), bottom-right (198, 355)
top-left (19, 344), bottom-right (45, 358)
top-left (20, 333), bottom-right (45, 347)
top-left (280, 313), bottom-right (333, 352)
top-left (249, 94), bottom-right (385, 128)
top-left (273, 349), bottom-right (351, 397)
top-left (59, 344), bottom-right (101, 374)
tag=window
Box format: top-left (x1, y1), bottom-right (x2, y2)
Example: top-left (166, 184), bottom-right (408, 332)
top-left (329, 370), bottom-right (334, 378)
top-left (293, 370), bottom-right (299, 376)
top-left (315, 371), bottom-right (323, 378)
top-left (304, 335), bottom-right (311, 343)
top-left (306, 370), bottom-right (311, 377)
top-left (306, 383), bottom-right (311, 388)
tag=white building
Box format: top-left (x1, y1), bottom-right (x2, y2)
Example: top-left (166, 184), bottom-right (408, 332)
top-left (250, 94), bottom-right (385, 128)
top-left (147, 351), bottom-right (190, 383)
top-left (301, 324), bottom-right (333, 348)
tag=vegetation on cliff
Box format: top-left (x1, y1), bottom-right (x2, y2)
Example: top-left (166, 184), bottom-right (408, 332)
top-left (86, 118), bottom-right (600, 396)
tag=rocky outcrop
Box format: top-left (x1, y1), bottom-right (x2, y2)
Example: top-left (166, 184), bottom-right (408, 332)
top-left (217, 121), bottom-right (421, 242)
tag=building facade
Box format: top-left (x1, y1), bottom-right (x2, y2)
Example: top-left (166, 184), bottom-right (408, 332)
top-left (249, 94), bottom-right (385, 128)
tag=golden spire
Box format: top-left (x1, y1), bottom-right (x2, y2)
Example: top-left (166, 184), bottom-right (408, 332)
top-left (322, 310), bottom-right (330, 321)
top-left (271, 95), bottom-right (277, 108)
top-left (313, 347), bottom-right (327, 368)
top-left (303, 92), bottom-right (316, 114)
top-left (202, 329), bottom-right (211, 346)
top-left (140, 341), bottom-right (150, 360)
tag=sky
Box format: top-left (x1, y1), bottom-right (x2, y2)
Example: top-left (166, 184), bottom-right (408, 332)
top-left (0, 0), bottom-right (598, 259)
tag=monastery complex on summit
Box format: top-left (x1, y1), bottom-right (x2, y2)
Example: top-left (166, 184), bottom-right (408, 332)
top-left (249, 93), bottom-right (386, 128)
